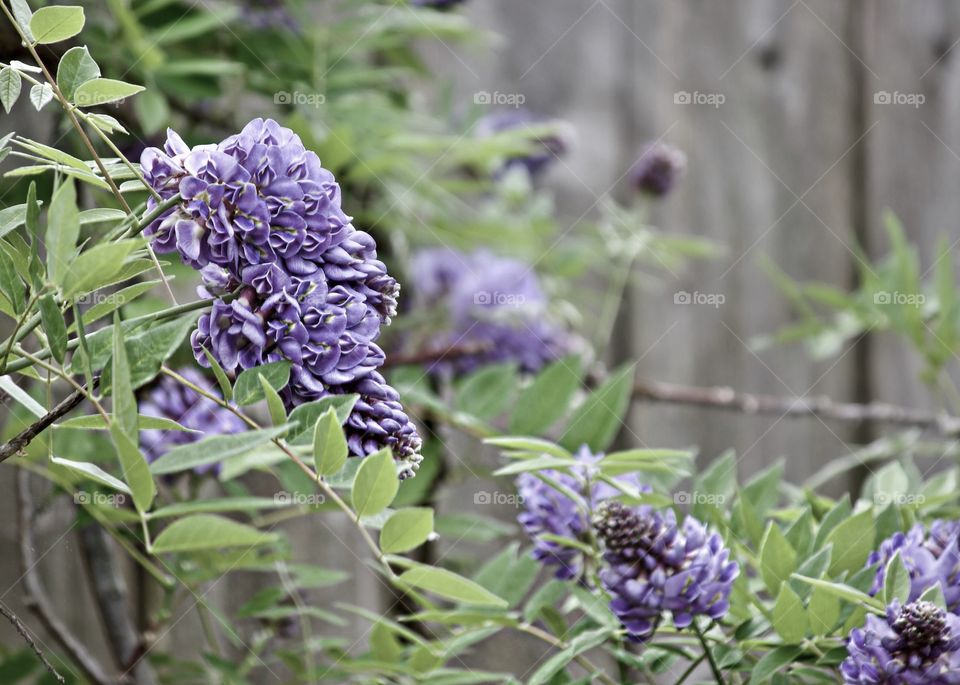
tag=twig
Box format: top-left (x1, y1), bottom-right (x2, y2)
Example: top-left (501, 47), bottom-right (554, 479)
top-left (382, 341), bottom-right (494, 368)
top-left (0, 602), bottom-right (65, 682)
top-left (0, 378), bottom-right (97, 463)
top-left (693, 621), bottom-right (725, 685)
top-left (16, 470), bottom-right (112, 685)
top-left (631, 378), bottom-right (960, 434)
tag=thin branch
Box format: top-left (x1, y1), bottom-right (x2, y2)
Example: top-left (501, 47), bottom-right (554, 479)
top-left (0, 602), bottom-right (65, 683)
top-left (16, 470), bottom-right (112, 685)
top-left (0, 378), bottom-right (96, 463)
top-left (382, 341), bottom-right (494, 368)
top-left (631, 378), bottom-right (960, 435)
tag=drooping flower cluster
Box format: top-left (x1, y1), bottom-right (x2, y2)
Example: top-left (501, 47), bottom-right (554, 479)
top-left (475, 109), bottom-right (572, 179)
top-left (867, 520), bottom-right (960, 613)
top-left (515, 446), bottom-right (642, 580)
top-left (140, 118), bottom-right (422, 477)
top-left (139, 368), bottom-right (246, 470)
top-left (593, 501), bottom-right (739, 642)
top-left (842, 601), bottom-right (960, 684)
top-left (410, 248), bottom-right (571, 375)
top-left (630, 141), bottom-right (686, 197)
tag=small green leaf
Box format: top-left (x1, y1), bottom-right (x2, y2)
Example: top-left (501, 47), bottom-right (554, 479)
top-left (0, 246), bottom-right (25, 314)
top-left (29, 6), bottom-right (85, 44)
top-left (56, 46), bottom-right (100, 101)
top-left (313, 408), bottom-right (348, 477)
top-left (749, 646), bottom-right (803, 685)
top-left (454, 362), bottom-right (517, 420)
top-left (918, 583), bottom-right (947, 611)
top-left (883, 550), bottom-right (911, 605)
top-left (772, 584), bottom-right (808, 643)
top-left (149, 426), bottom-right (288, 475)
top-left (46, 179), bottom-right (80, 287)
top-left (202, 347), bottom-right (233, 402)
top-left (151, 514), bottom-right (278, 553)
top-left (510, 356), bottom-right (582, 435)
top-left (28, 83), bottom-right (53, 111)
top-left (50, 456), bottom-right (132, 494)
top-left (380, 508), bottom-right (433, 554)
top-left (233, 360), bottom-right (290, 405)
top-left (790, 575), bottom-right (886, 612)
top-left (10, 0), bottom-right (34, 42)
top-left (352, 448), bottom-right (399, 518)
top-left (560, 362), bottom-right (634, 452)
top-left (111, 312), bottom-right (138, 442)
top-left (826, 509), bottom-right (875, 575)
top-left (0, 67), bottom-right (22, 113)
top-left (58, 414), bottom-right (197, 433)
top-left (109, 423), bottom-right (155, 513)
top-left (61, 239), bottom-right (139, 298)
top-left (286, 394), bottom-right (358, 442)
top-left (809, 584), bottom-right (841, 636)
top-left (259, 374), bottom-right (287, 426)
top-left (398, 565), bottom-right (508, 607)
top-left (73, 78), bottom-right (144, 107)
top-left (760, 523), bottom-right (798, 595)
top-left (38, 294), bottom-right (67, 364)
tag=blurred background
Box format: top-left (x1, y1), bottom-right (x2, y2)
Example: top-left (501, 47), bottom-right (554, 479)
top-left (2, 0), bottom-right (960, 680)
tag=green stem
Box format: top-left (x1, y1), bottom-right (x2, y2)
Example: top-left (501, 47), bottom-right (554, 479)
top-left (693, 621), bottom-right (725, 685)
top-left (674, 654), bottom-right (706, 685)
top-left (516, 623), bottom-right (618, 685)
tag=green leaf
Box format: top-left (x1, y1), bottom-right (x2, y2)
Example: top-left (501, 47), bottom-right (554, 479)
top-left (109, 423), bottom-right (155, 513)
top-left (259, 374), bottom-right (287, 427)
top-left (233, 360), bottom-right (290, 405)
top-left (202, 347), bottom-right (233, 402)
top-left (772, 584), bottom-right (808, 643)
top-left (826, 509), bottom-right (875, 575)
top-left (50, 456), bottom-right (131, 494)
top-left (760, 523), bottom-right (798, 595)
top-left (149, 426), bottom-right (289, 475)
top-left (56, 46), bottom-right (100, 101)
top-left (28, 83), bottom-right (52, 111)
top-left (808, 584), bottom-right (841, 636)
top-left (0, 67), bottom-right (22, 114)
top-left (0, 375), bottom-right (45, 417)
top-left (352, 448), bottom-right (399, 518)
top-left (398, 565), bottom-right (508, 607)
top-left (484, 437), bottom-right (572, 459)
top-left (45, 179), bottom-right (80, 287)
top-left (73, 78), bottom-right (144, 107)
top-left (37, 295), bottom-right (67, 364)
top-left (76, 280), bottom-right (159, 328)
top-left (314, 408), bottom-right (348, 477)
top-left (151, 514), bottom-right (278, 553)
top-left (918, 583), bottom-right (947, 611)
top-left (29, 6), bottom-right (85, 44)
top-left (111, 313), bottom-right (138, 442)
top-left (509, 356), bottom-right (582, 436)
top-left (560, 362), bottom-right (634, 452)
top-left (454, 362), bottom-right (517, 420)
top-left (749, 646), bottom-right (802, 685)
top-left (148, 497), bottom-right (285, 520)
top-left (10, 0), bottom-right (34, 42)
top-left (62, 239), bottom-right (139, 298)
top-left (790, 575), bottom-right (885, 612)
top-left (380, 508), bottom-right (433, 554)
top-left (883, 550), bottom-right (911, 605)
top-left (287, 394), bottom-right (358, 442)
top-left (0, 246), bottom-right (25, 314)
top-left (57, 414), bottom-right (197, 433)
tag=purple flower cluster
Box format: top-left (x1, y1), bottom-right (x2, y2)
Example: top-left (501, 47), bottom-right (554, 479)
top-left (868, 521), bottom-right (960, 613)
top-left (630, 141), bottom-right (686, 197)
top-left (842, 601), bottom-right (960, 684)
top-left (475, 109), bottom-right (571, 179)
top-left (515, 446), bottom-right (641, 580)
top-left (410, 248), bottom-right (570, 375)
top-left (139, 368), bottom-right (246, 470)
top-left (593, 501), bottom-right (739, 641)
top-left (141, 119), bottom-right (422, 477)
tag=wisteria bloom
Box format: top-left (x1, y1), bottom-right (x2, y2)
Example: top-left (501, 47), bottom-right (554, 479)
top-left (516, 446), bottom-right (642, 581)
top-left (139, 368), bottom-right (247, 470)
top-left (141, 119), bottom-right (422, 477)
top-left (630, 141), bottom-right (686, 197)
top-left (475, 109), bottom-right (572, 179)
top-left (593, 501), bottom-right (738, 642)
top-left (842, 601), bottom-right (960, 684)
top-left (868, 521), bottom-right (960, 613)
top-left (410, 248), bottom-right (571, 376)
